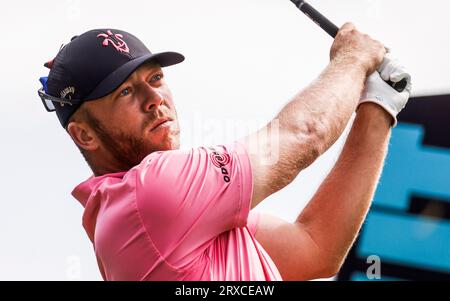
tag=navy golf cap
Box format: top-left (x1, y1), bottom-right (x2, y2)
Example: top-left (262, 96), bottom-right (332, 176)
top-left (39, 29), bottom-right (184, 128)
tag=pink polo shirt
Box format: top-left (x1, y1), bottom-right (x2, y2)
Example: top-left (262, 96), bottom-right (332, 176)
top-left (72, 141), bottom-right (281, 281)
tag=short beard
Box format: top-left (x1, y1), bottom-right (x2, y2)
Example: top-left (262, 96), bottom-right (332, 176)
top-left (84, 110), bottom-right (153, 172)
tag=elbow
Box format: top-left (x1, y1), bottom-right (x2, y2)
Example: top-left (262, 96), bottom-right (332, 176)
top-left (290, 120), bottom-right (328, 165)
top-left (292, 259), bottom-right (341, 280)
top-left (309, 260), bottom-right (342, 280)
top-left (309, 246), bottom-right (345, 279)
top-left (320, 262), bottom-right (341, 279)
top-left (319, 253), bottom-right (347, 279)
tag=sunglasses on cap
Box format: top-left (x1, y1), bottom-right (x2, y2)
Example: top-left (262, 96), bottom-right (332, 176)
top-left (37, 77), bottom-right (81, 112)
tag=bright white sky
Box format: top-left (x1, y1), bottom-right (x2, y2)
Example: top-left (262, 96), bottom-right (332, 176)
top-left (0, 0), bottom-right (448, 280)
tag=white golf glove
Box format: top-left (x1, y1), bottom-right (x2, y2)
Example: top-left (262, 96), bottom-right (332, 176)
top-left (358, 54), bottom-right (412, 127)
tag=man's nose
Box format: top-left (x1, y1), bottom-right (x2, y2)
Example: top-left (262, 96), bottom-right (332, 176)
top-left (141, 84), bottom-right (165, 112)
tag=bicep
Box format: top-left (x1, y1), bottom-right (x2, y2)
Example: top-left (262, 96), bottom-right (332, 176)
top-left (253, 213), bottom-right (331, 280)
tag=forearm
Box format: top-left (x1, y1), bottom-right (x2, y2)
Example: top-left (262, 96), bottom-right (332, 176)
top-left (244, 57), bottom-right (369, 208)
top-left (276, 56), bottom-right (367, 159)
top-left (296, 102), bottom-right (392, 272)
top-left (243, 24), bottom-right (388, 208)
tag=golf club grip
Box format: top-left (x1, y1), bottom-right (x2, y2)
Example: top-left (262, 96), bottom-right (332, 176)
top-left (290, 0), bottom-right (407, 92)
top-left (386, 79), bottom-right (407, 92)
top-left (293, 0), bottom-right (339, 38)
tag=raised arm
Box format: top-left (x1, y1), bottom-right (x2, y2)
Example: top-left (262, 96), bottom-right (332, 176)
top-left (239, 23), bottom-right (386, 209)
top-left (253, 102), bottom-right (393, 280)
top-left (250, 54), bottom-right (411, 280)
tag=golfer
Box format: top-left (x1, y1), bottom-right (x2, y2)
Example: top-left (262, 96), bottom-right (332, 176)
top-left (38, 23), bottom-right (411, 280)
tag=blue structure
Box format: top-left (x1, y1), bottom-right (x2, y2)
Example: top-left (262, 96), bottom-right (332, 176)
top-left (338, 94), bottom-right (450, 281)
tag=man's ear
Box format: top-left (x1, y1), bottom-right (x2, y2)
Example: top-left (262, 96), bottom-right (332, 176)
top-left (67, 121), bottom-right (100, 151)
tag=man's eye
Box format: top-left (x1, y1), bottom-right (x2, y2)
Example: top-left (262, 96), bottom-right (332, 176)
top-left (120, 88), bottom-right (131, 96)
top-left (151, 73), bottom-right (163, 83)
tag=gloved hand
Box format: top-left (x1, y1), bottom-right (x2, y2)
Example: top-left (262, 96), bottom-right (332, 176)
top-left (357, 54), bottom-right (412, 127)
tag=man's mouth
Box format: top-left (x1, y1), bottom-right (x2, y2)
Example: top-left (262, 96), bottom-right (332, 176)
top-left (150, 117), bottom-right (173, 131)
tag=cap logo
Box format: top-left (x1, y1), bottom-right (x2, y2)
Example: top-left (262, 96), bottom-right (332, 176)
top-left (97, 30), bottom-right (130, 53)
top-left (60, 86), bottom-right (75, 107)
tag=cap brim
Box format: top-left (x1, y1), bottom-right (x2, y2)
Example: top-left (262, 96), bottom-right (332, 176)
top-left (84, 51), bottom-right (184, 101)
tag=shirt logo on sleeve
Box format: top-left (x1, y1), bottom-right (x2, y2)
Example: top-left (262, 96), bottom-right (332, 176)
top-left (209, 149), bottom-right (231, 183)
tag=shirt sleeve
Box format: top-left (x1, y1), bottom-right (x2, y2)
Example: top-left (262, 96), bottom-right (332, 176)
top-left (135, 141), bottom-right (253, 266)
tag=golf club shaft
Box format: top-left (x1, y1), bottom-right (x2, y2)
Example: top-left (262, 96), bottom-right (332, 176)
top-left (290, 0), bottom-right (407, 92)
top-left (292, 0), bottom-right (339, 38)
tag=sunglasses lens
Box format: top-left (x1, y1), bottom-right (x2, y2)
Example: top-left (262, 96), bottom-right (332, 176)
top-left (43, 97), bottom-right (56, 111)
top-left (38, 88), bottom-right (79, 112)
top-left (38, 90), bottom-right (56, 112)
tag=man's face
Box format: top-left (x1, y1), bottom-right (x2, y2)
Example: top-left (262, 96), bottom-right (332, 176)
top-left (78, 62), bottom-right (180, 172)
